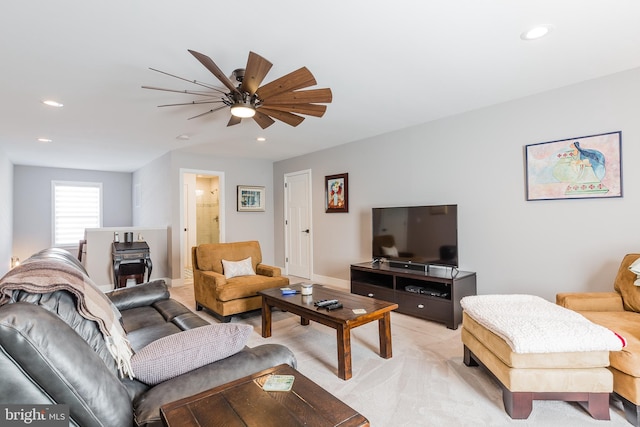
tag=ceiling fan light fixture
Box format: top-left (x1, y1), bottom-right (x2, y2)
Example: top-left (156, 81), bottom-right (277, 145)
top-left (230, 102), bottom-right (256, 118)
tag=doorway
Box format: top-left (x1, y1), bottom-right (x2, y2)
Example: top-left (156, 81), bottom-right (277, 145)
top-left (181, 170), bottom-right (225, 284)
top-left (284, 169), bottom-right (312, 279)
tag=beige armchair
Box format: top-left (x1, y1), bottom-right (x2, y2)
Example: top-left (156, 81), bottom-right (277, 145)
top-left (192, 241), bottom-right (289, 322)
top-left (557, 254), bottom-right (640, 426)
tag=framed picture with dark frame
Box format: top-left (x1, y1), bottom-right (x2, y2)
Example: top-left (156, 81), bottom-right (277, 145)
top-left (525, 131), bottom-right (622, 201)
top-left (237, 185), bottom-right (266, 212)
top-left (325, 173), bottom-right (348, 213)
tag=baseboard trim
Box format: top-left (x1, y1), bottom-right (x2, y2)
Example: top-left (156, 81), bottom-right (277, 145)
top-left (311, 274), bottom-right (350, 291)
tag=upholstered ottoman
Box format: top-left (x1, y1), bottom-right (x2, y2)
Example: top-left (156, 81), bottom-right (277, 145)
top-left (460, 295), bottom-right (625, 420)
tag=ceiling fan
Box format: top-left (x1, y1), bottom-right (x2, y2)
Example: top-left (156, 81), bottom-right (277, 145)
top-left (142, 50), bottom-right (332, 129)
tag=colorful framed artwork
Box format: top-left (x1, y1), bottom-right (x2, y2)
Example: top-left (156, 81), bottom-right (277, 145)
top-left (237, 185), bottom-right (265, 212)
top-left (325, 173), bottom-right (348, 213)
top-left (525, 131), bottom-right (622, 201)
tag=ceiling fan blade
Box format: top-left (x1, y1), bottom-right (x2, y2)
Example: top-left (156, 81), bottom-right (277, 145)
top-left (148, 68), bottom-right (225, 92)
top-left (158, 100), bottom-right (224, 107)
top-left (252, 111), bottom-right (275, 129)
top-left (227, 116), bottom-right (242, 127)
top-left (188, 49), bottom-right (240, 95)
top-left (259, 103), bottom-right (327, 117)
top-left (262, 88), bottom-right (333, 105)
top-left (142, 85), bottom-right (221, 97)
top-left (256, 67), bottom-right (316, 100)
top-left (241, 52), bottom-right (273, 96)
top-left (187, 105), bottom-right (228, 120)
top-left (258, 107), bottom-right (305, 127)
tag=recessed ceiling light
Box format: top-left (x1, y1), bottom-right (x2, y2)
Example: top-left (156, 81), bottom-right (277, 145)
top-left (37, 138), bottom-right (52, 143)
top-left (42, 100), bottom-right (64, 107)
top-left (520, 25), bottom-right (553, 41)
top-left (176, 134), bottom-right (190, 141)
top-left (256, 137), bottom-right (266, 142)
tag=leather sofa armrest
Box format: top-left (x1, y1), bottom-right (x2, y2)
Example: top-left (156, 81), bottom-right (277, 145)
top-left (556, 292), bottom-right (624, 312)
top-left (256, 264), bottom-right (281, 277)
top-left (107, 280), bottom-right (170, 311)
top-left (0, 303), bottom-right (133, 426)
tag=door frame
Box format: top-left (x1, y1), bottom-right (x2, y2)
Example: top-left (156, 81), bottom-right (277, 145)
top-left (284, 169), bottom-right (313, 278)
top-left (179, 168), bottom-right (226, 284)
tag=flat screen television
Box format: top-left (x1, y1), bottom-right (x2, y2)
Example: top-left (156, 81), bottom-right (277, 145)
top-left (372, 204), bottom-right (458, 268)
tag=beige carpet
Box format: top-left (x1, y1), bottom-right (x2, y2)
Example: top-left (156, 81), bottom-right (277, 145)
top-left (169, 283), bottom-right (629, 426)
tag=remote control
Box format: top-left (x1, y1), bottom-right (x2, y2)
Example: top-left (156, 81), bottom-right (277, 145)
top-left (314, 299), bottom-right (339, 307)
top-left (325, 302), bottom-right (343, 311)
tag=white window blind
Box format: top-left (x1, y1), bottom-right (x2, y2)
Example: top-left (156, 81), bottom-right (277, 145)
top-left (52, 181), bottom-right (103, 246)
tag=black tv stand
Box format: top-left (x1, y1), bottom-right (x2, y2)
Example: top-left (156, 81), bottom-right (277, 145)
top-left (350, 262), bottom-right (477, 329)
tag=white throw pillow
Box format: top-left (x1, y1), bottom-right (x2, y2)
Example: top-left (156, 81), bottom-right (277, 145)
top-left (131, 323), bottom-right (253, 385)
top-left (381, 246), bottom-right (399, 257)
top-left (629, 258), bottom-right (640, 286)
top-left (221, 257), bottom-right (256, 279)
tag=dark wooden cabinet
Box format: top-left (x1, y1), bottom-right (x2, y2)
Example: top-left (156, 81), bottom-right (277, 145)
top-left (350, 262), bottom-right (476, 329)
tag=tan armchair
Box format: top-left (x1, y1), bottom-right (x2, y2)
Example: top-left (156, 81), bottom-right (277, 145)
top-left (192, 241), bottom-right (289, 322)
top-left (557, 253), bottom-right (640, 426)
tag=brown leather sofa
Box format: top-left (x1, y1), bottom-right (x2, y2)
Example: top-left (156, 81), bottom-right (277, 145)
top-left (557, 253), bottom-right (640, 426)
top-left (192, 241), bottom-right (289, 322)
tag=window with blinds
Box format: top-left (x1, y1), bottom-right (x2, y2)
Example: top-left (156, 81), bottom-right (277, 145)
top-left (52, 181), bottom-right (103, 246)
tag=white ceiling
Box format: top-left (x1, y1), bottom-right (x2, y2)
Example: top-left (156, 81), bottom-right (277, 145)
top-left (2, 1), bottom-right (640, 172)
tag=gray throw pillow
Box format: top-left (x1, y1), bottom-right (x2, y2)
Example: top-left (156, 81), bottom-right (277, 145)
top-left (131, 323), bottom-right (252, 385)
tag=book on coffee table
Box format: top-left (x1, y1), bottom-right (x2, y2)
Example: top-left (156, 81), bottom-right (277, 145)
top-left (262, 374), bottom-right (295, 391)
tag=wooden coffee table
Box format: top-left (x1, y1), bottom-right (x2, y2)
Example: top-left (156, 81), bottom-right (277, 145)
top-left (258, 285), bottom-right (398, 380)
top-left (160, 364), bottom-right (369, 427)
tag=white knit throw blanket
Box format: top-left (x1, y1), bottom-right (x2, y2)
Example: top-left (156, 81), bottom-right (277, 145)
top-left (460, 294), bottom-right (625, 353)
top-left (0, 259), bottom-right (134, 378)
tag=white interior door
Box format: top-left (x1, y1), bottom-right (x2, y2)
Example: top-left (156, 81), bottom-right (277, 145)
top-left (183, 175), bottom-right (197, 268)
top-left (285, 170), bottom-right (312, 279)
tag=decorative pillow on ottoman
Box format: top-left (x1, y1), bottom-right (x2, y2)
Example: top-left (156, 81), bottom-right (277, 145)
top-left (131, 323), bottom-right (253, 385)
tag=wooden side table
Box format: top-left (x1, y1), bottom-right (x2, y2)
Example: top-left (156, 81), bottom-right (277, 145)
top-left (111, 241), bottom-right (152, 287)
top-left (160, 364), bottom-right (369, 427)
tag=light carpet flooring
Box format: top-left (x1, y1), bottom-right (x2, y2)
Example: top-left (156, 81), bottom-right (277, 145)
top-left (169, 282), bottom-right (630, 426)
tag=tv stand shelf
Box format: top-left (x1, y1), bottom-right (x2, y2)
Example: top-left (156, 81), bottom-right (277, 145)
top-left (350, 262), bottom-right (477, 329)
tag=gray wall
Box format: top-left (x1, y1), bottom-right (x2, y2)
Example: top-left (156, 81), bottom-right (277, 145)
top-left (12, 166), bottom-right (133, 262)
top-left (6, 150), bottom-right (279, 284)
top-left (0, 150), bottom-right (13, 276)
top-left (133, 151), bottom-right (277, 281)
top-left (274, 67), bottom-right (640, 301)
top-left (133, 153), bottom-right (172, 228)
